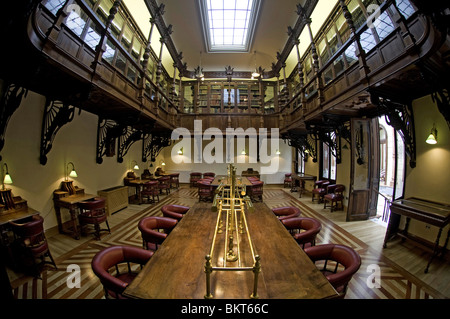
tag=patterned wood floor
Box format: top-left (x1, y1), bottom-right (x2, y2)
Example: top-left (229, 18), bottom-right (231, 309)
top-left (9, 187), bottom-right (449, 299)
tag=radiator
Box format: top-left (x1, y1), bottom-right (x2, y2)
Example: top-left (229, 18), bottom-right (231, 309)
top-left (97, 186), bottom-right (129, 216)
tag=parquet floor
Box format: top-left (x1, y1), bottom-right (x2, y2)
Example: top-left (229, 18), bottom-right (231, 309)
top-left (8, 186), bottom-right (450, 299)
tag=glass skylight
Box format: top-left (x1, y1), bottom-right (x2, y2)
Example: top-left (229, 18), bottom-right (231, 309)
top-left (200, 0), bottom-right (261, 52)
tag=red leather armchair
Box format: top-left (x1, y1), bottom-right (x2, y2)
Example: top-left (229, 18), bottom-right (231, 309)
top-left (281, 217), bottom-right (322, 249)
top-left (91, 245), bottom-right (153, 299)
top-left (249, 180), bottom-right (264, 202)
top-left (304, 244), bottom-right (361, 298)
top-left (141, 180), bottom-right (159, 204)
top-left (158, 176), bottom-right (171, 195)
top-left (138, 216), bottom-right (177, 251)
top-left (284, 173), bottom-right (292, 188)
top-left (197, 180), bottom-right (214, 202)
top-left (312, 180), bottom-right (330, 203)
top-left (161, 204), bottom-right (190, 221)
top-left (9, 215), bottom-right (57, 276)
top-left (190, 172), bottom-right (202, 187)
top-left (272, 206), bottom-right (301, 221)
top-left (323, 184), bottom-right (345, 212)
top-left (78, 197), bottom-right (110, 240)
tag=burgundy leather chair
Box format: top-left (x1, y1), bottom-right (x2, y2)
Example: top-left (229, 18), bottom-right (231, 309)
top-left (161, 204), bottom-right (190, 221)
top-left (281, 217), bottom-right (322, 249)
top-left (249, 180), bottom-right (264, 202)
top-left (203, 172), bottom-right (215, 178)
top-left (190, 172), bottom-right (202, 187)
top-left (158, 176), bottom-right (171, 195)
top-left (197, 180), bottom-right (214, 202)
top-left (284, 173), bottom-right (292, 188)
top-left (78, 197), bottom-right (110, 240)
top-left (304, 244), bottom-right (361, 298)
top-left (140, 180), bottom-right (159, 204)
top-left (312, 180), bottom-right (330, 203)
top-left (323, 184), bottom-right (345, 212)
top-left (91, 245), bottom-right (153, 299)
top-left (272, 206), bottom-right (301, 221)
top-left (9, 215), bottom-right (57, 276)
top-left (169, 173), bottom-right (180, 189)
top-left (138, 216), bottom-right (178, 251)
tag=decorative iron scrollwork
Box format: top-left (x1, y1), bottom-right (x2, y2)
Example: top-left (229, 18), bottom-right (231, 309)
top-left (40, 99), bottom-right (75, 165)
top-left (282, 130), bottom-right (318, 163)
top-left (0, 82), bottom-right (28, 161)
top-left (431, 87), bottom-right (450, 129)
top-left (96, 118), bottom-right (122, 164)
top-left (142, 132), bottom-right (172, 163)
top-left (374, 96), bottom-right (417, 168)
top-left (117, 126), bottom-right (142, 163)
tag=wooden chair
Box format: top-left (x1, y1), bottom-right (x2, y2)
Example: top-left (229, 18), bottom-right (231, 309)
top-left (323, 184), bottom-right (345, 212)
top-left (249, 180), bottom-right (264, 202)
top-left (197, 180), bottom-right (214, 202)
top-left (91, 245), bottom-right (153, 299)
top-left (203, 172), bottom-right (215, 178)
top-left (158, 176), bottom-right (171, 195)
top-left (169, 173), bottom-right (180, 189)
top-left (312, 180), bottom-right (330, 203)
top-left (284, 173), bottom-right (292, 188)
top-left (304, 244), bottom-right (361, 299)
top-left (140, 181), bottom-right (159, 204)
top-left (78, 197), bottom-right (111, 240)
top-left (9, 215), bottom-right (57, 276)
top-left (190, 172), bottom-right (202, 187)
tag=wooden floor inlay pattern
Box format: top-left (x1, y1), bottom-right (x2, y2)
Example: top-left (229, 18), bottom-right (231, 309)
top-left (9, 187), bottom-right (448, 299)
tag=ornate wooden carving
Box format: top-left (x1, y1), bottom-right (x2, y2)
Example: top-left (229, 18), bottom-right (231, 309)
top-left (117, 126), bottom-right (142, 163)
top-left (40, 99), bottom-right (75, 165)
top-left (0, 82), bottom-right (28, 161)
top-left (142, 132), bottom-right (172, 163)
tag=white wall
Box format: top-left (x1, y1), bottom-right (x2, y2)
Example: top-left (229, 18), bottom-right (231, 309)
top-left (161, 136), bottom-right (292, 185)
top-left (1, 90), bottom-right (153, 231)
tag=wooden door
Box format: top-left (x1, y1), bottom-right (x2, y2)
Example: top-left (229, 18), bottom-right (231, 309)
top-left (347, 118), bottom-right (380, 221)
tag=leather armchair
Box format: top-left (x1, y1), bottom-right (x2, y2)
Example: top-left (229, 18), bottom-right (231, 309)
top-left (91, 245), bottom-right (153, 299)
top-left (272, 206), bottom-right (301, 221)
top-left (9, 215), bottom-right (57, 276)
top-left (323, 184), bottom-right (345, 211)
top-left (281, 217), bottom-right (322, 249)
top-left (312, 180), bottom-right (330, 203)
top-left (161, 204), bottom-right (190, 221)
top-left (78, 197), bottom-right (110, 240)
top-left (304, 244), bottom-right (361, 298)
top-left (138, 216), bottom-right (178, 251)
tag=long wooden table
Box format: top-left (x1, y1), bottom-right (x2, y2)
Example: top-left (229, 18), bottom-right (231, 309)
top-left (385, 197), bottom-right (450, 273)
top-left (124, 202), bottom-right (338, 299)
top-left (290, 173), bottom-right (317, 197)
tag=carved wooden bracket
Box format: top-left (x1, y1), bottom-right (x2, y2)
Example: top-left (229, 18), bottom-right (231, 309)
top-left (40, 99), bottom-right (75, 165)
top-left (282, 130), bottom-right (318, 163)
top-left (142, 132), bottom-right (172, 163)
top-left (0, 82), bottom-right (28, 161)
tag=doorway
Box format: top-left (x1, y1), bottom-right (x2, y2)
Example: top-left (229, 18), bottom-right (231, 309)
top-left (376, 116), bottom-right (406, 225)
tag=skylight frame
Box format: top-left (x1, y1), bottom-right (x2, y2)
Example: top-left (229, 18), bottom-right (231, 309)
top-left (199, 0), bottom-right (261, 53)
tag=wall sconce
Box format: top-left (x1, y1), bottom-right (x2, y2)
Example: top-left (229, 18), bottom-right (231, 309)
top-left (275, 149), bottom-right (281, 155)
top-left (2, 163), bottom-right (13, 190)
top-left (177, 147), bottom-right (184, 155)
top-left (131, 160), bottom-right (139, 170)
top-left (66, 162), bottom-right (78, 181)
top-left (241, 149), bottom-right (246, 155)
top-left (426, 123), bottom-right (438, 145)
top-left (160, 160), bottom-right (166, 166)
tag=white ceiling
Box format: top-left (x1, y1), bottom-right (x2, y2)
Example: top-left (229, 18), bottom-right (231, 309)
top-left (155, 0), bottom-right (305, 75)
